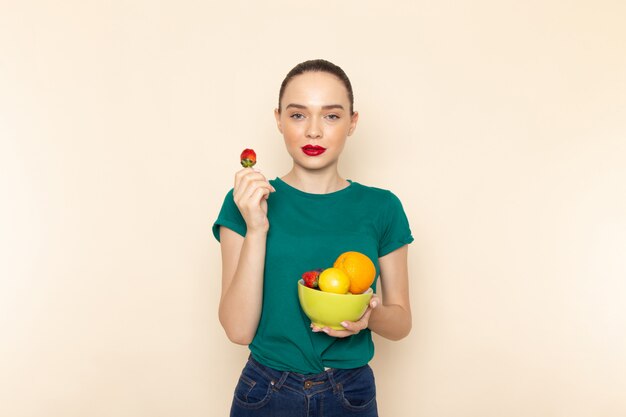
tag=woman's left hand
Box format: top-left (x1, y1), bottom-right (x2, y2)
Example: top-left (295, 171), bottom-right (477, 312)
top-left (311, 294), bottom-right (380, 338)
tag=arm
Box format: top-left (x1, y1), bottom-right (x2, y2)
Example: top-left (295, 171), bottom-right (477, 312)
top-left (367, 245), bottom-right (412, 340)
top-left (218, 227), bottom-right (267, 345)
top-left (313, 245), bottom-right (412, 341)
top-left (218, 169), bottom-right (274, 345)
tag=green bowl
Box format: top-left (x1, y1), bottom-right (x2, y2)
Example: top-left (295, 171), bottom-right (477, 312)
top-left (297, 280), bottom-right (373, 330)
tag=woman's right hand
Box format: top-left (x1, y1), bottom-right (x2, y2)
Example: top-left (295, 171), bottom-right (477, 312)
top-left (233, 168), bottom-right (276, 234)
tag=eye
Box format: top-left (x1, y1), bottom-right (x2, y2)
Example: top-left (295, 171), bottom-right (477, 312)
top-left (326, 114), bottom-right (340, 120)
top-left (290, 113), bottom-right (305, 120)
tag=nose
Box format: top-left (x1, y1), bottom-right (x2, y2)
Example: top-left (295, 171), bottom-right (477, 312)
top-left (306, 118), bottom-right (322, 139)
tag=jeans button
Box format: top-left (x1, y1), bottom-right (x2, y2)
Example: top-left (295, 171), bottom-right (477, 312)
top-left (304, 380), bottom-right (313, 389)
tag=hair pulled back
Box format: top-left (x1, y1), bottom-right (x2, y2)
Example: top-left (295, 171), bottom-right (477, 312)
top-left (278, 59), bottom-right (354, 115)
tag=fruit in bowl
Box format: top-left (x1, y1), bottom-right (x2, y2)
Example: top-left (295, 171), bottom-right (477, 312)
top-left (333, 251), bottom-right (376, 294)
top-left (298, 280), bottom-right (373, 330)
top-left (298, 251), bottom-right (377, 330)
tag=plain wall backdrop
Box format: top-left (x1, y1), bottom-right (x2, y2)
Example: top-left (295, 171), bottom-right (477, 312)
top-left (1, 1), bottom-right (625, 416)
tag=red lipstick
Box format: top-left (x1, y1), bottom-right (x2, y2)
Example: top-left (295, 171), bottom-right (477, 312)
top-left (302, 145), bottom-right (327, 156)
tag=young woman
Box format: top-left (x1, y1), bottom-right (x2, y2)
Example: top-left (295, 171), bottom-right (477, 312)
top-left (213, 59), bottom-right (413, 417)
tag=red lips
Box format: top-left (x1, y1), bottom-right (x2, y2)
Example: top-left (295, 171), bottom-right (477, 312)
top-left (302, 145), bottom-right (327, 156)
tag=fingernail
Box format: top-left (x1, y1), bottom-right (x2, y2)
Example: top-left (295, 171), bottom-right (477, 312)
top-left (322, 328), bottom-right (330, 334)
top-left (340, 322), bottom-right (348, 328)
top-left (372, 301), bottom-right (378, 308)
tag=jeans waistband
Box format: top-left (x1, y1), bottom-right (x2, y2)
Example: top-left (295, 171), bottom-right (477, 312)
top-left (247, 355), bottom-right (369, 395)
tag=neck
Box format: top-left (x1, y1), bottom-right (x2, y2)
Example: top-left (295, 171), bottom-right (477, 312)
top-left (281, 167), bottom-right (349, 194)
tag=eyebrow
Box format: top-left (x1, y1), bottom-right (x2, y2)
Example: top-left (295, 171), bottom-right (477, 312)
top-left (285, 103), bottom-right (345, 111)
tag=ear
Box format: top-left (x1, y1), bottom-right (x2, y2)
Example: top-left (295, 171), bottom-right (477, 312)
top-left (347, 111), bottom-right (359, 136)
top-left (274, 108), bottom-right (283, 134)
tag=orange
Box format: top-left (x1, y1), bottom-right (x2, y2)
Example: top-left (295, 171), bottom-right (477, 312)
top-left (333, 251), bottom-right (376, 294)
top-left (318, 268), bottom-right (351, 294)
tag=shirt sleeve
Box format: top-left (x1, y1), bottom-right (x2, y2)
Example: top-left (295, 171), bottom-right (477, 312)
top-left (212, 188), bottom-right (247, 242)
top-left (378, 191), bottom-right (414, 257)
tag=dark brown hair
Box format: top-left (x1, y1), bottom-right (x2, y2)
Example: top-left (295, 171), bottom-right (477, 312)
top-left (278, 59), bottom-right (354, 115)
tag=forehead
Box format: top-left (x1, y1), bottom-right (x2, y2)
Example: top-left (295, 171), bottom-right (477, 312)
top-left (282, 72), bottom-right (350, 107)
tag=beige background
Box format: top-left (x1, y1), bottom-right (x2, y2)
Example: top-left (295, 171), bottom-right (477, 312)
top-left (1, 1), bottom-right (625, 416)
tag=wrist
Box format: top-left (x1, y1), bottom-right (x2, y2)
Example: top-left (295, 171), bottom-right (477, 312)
top-left (245, 227), bottom-right (268, 238)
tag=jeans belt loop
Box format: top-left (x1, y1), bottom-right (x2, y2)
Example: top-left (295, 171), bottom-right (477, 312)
top-left (326, 368), bottom-right (340, 394)
top-left (273, 371), bottom-right (289, 390)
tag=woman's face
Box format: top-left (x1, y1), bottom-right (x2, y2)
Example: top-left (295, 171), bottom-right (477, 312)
top-left (275, 71), bottom-right (358, 172)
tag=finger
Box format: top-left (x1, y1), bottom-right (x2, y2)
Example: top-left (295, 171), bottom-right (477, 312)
top-left (360, 307), bottom-right (373, 324)
top-left (234, 168), bottom-right (253, 192)
top-left (343, 308), bottom-right (373, 333)
top-left (246, 169), bottom-right (271, 184)
top-left (254, 170), bottom-right (276, 192)
top-left (241, 181), bottom-right (273, 204)
top-left (235, 177), bottom-right (272, 204)
top-left (321, 326), bottom-right (355, 338)
top-left (310, 323), bottom-right (354, 338)
top-left (340, 318), bottom-right (367, 334)
top-left (235, 172), bottom-right (274, 200)
top-left (249, 186), bottom-right (271, 206)
top-left (234, 169), bottom-right (265, 192)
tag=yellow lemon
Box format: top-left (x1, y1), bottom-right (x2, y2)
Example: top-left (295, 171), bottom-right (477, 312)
top-left (318, 268), bottom-right (350, 294)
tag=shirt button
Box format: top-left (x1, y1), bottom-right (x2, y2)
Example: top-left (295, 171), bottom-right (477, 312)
top-left (304, 380), bottom-right (313, 389)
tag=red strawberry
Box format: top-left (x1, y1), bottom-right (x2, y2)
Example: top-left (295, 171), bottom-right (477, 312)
top-left (302, 269), bottom-right (322, 289)
top-left (240, 148), bottom-right (257, 168)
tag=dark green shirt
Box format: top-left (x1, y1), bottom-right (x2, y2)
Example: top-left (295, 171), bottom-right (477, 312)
top-left (213, 178), bottom-right (413, 374)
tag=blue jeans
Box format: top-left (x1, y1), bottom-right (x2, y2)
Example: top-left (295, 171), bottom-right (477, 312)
top-left (230, 356), bottom-right (378, 417)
